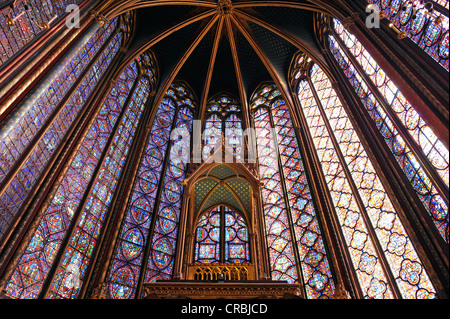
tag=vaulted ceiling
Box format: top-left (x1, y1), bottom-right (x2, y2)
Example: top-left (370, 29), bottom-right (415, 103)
top-left (131, 4), bottom-right (317, 97)
top-left (193, 164), bottom-right (252, 217)
top-left (99, 0), bottom-right (344, 117)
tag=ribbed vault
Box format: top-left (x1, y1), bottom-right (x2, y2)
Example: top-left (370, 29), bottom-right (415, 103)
top-left (193, 164), bottom-right (252, 218)
top-left (92, 0), bottom-right (351, 127)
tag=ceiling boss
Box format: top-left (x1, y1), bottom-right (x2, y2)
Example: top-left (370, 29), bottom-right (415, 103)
top-left (218, 0), bottom-right (233, 16)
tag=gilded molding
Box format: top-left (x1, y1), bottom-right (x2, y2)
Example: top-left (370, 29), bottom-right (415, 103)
top-left (0, 24), bottom-right (86, 119)
top-left (143, 282), bottom-right (302, 299)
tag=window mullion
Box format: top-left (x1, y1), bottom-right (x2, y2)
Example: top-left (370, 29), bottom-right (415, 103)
top-left (306, 76), bottom-right (403, 299)
top-left (221, 206), bottom-right (225, 263)
top-left (266, 104), bottom-right (306, 292)
top-left (332, 31), bottom-right (449, 202)
top-left (0, 26), bottom-right (120, 203)
top-left (135, 103), bottom-right (181, 297)
top-left (39, 73), bottom-right (143, 299)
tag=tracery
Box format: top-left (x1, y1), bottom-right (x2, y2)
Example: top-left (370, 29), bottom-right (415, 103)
top-left (252, 84), bottom-right (335, 299)
top-left (329, 18), bottom-right (449, 243)
top-left (294, 59), bottom-right (437, 299)
top-left (203, 94), bottom-right (243, 162)
top-left (5, 48), bottom-right (157, 300)
top-left (194, 206), bottom-right (250, 264)
top-left (104, 83), bottom-right (195, 299)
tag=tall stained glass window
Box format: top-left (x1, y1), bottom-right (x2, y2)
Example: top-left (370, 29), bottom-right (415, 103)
top-left (0, 16), bottom-right (128, 244)
top-left (366, 0), bottom-right (449, 70)
top-left (4, 51), bottom-right (157, 299)
top-left (104, 83), bottom-right (196, 299)
top-left (293, 59), bottom-right (436, 299)
top-left (0, 0), bottom-right (86, 67)
top-left (252, 84), bottom-right (335, 299)
top-left (329, 19), bottom-right (449, 243)
top-left (194, 206), bottom-right (250, 264)
top-left (203, 94), bottom-right (243, 162)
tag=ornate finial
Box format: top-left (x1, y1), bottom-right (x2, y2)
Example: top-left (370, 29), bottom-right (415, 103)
top-left (217, 0), bottom-right (233, 16)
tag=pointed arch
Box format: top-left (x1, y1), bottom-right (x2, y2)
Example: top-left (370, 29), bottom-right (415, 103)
top-left (4, 49), bottom-right (158, 300)
top-left (290, 56), bottom-right (438, 299)
top-left (203, 93), bottom-right (244, 162)
top-left (327, 18), bottom-right (449, 245)
top-left (193, 204), bottom-right (251, 264)
top-left (101, 81), bottom-right (196, 299)
top-left (251, 81), bottom-right (336, 298)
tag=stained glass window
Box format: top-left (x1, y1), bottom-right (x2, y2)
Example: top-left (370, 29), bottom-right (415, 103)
top-left (225, 114), bottom-right (244, 162)
top-left (5, 49), bottom-right (157, 299)
top-left (224, 207), bottom-right (250, 263)
top-left (294, 60), bottom-right (436, 299)
top-left (0, 18), bottom-right (122, 244)
top-left (194, 206), bottom-right (250, 264)
top-left (105, 83), bottom-right (195, 299)
top-left (195, 207), bottom-right (222, 264)
top-left (144, 104), bottom-right (193, 284)
top-left (329, 19), bottom-right (449, 243)
top-left (254, 106), bottom-right (298, 283)
top-left (0, 0), bottom-right (85, 67)
top-left (46, 75), bottom-right (153, 299)
top-left (203, 95), bottom-right (243, 162)
top-left (366, 0), bottom-right (449, 70)
top-left (203, 114), bottom-right (222, 161)
top-left (252, 84), bottom-right (335, 299)
top-left (436, 0), bottom-right (449, 9)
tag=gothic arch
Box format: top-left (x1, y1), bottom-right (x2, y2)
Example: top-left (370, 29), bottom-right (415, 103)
top-left (198, 202), bottom-right (250, 226)
top-left (0, 0), bottom-right (447, 300)
top-left (94, 0), bottom-right (349, 22)
top-left (91, 0), bottom-right (354, 141)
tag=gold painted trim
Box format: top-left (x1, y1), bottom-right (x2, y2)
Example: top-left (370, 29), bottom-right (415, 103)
top-left (199, 17), bottom-right (224, 123)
